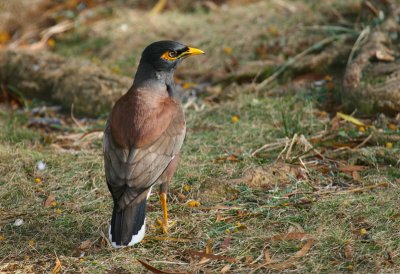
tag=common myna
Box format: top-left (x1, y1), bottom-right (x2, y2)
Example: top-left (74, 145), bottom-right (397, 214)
top-left (103, 41), bottom-right (204, 248)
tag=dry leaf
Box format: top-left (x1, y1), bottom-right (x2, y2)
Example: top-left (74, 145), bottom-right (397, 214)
top-left (337, 112), bottom-right (365, 127)
top-left (51, 257), bottom-right (61, 274)
top-left (352, 171), bottom-right (361, 181)
top-left (198, 256), bottom-right (210, 265)
top-left (331, 116), bottom-right (340, 131)
top-left (264, 249), bottom-right (272, 264)
top-left (325, 81), bottom-right (335, 91)
top-left (215, 154), bottom-right (240, 163)
top-left (173, 190), bottom-right (186, 200)
top-left (375, 50), bottom-right (395, 62)
top-left (226, 154), bottom-right (239, 161)
top-left (220, 235), bottom-right (231, 250)
top-left (252, 238), bottom-right (314, 272)
top-left (221, 264), bottom-right (231, 273)
top-left (206, 239), bottom-right (213, 254)
top-left (360, 228), bottom-right (367, 236)
top-left (187, 200), bottom-right (200, 207)
top-left (79, 240), bottom-right (91, 250)
top-left (182, 82), bottom-right (190, 89)
top-left (324, 74), bottom-right (333, 81)
top-left (245, 256), bottom-right (254, 264)
top-left (0, 32), bottom-right (11, 44)
top-left (345, 240), bottom-right (352, 260)
top-left (338, 165), bottom-right (367, 173)
top-left (149, 0), bottom-right (167, 15)
top-left (214, 156), bottom-right (226, 163)
top-left (47, 38), bottom-right (56, 48)
top-left (387, 251), bottom-right (394, 265)
top-left (386, 142), bottom-right (393, 149)
top-left (45, 194), bottom-right (56, 208)
top-left (186, 250), bottom-right (239, 263)
top-left (318, 111), bottom-right (329, 118)
top-left (252, 232), bottom-right (315, 272)
top-left (388, 123), bottom-right (397, 131)
top-left (234, 222), bottom-right (247, 231)
top-left (390, 212), bottom-right (400, 221)
top-left (137, 259), bottom-right (183, 274)
top-left (223, 47), bottom-right (233, 55)
top-left (28, 239), bottom-right (35, 247)
top-left (267, 26), bottom-right (279, 36)
top-left (231, 115), bottom-right (239, 123)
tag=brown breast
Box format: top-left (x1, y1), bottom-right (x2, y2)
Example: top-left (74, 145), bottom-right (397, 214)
top-left (110, 90), bottom-right (180, 149)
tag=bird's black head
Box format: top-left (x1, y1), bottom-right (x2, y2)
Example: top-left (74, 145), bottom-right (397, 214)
top-left (140, 40), bottom-right (204, 72)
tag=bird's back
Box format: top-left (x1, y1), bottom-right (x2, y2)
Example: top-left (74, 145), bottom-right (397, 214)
top-left (104, 88), bottom-right (185, 203)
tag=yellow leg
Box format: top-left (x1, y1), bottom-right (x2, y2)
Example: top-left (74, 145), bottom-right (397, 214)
top-left (160, 193), bottom-right (168, 234)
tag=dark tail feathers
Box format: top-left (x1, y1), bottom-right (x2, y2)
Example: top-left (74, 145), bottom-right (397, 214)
top-left (109, 198), bottom-right (147, 248)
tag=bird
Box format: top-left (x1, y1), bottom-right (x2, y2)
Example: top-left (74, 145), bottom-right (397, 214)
top-left (103, 40), bottom-right (204, 248)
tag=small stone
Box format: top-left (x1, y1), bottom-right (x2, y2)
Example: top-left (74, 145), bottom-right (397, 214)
top-left (37, 161), bottom-right (46, 171)
top-left (13, 219), bottom-right (24, 227)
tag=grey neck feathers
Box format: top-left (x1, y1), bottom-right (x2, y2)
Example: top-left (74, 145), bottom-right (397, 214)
top-left (132, 62), bottom-right (177, 98)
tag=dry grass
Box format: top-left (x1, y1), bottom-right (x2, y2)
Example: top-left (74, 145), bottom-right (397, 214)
top-left (1, 90), bottom-right (399, 273)
top-left (1, 0), bottom-right (400, 273)
top-left (53, 0), bottom-right (362, 79)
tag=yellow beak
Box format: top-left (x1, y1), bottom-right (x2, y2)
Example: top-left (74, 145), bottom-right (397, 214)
top-left (180, 47), bottom-right (205, 58)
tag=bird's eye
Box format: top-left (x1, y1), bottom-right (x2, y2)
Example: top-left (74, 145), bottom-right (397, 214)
top-left (161, 50), bottom-right (178, 61)
top-left (168, 50), bottom-right (177, 58)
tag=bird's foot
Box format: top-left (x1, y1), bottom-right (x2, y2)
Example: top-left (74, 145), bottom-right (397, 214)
top-left (156, 219), bottom-right (176, 234)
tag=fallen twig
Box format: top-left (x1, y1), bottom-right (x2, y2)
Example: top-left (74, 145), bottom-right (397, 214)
top-left (315, 182), bottom-right (389, 196)
top-left (353, 133), bottom-right (373, 150)
top-left (331, 182), bottom-right (389, 194)
top-left (10, 21), bottom-right (74, 51)
top-left (149, 261), bottom-right (188, 265)
top-left (251, 137), bottom-right (290, 156)
top-left (144, 236), bottom-right (193, 243)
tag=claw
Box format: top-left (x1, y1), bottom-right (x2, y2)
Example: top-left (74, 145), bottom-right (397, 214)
top-left (161, 222), bottom-right (168, 234)
top-left (156, 219), bottom-right (175, 234)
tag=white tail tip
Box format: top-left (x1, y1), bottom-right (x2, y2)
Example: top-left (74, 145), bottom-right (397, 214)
top-left (109, 220), bottom-right (146, 248)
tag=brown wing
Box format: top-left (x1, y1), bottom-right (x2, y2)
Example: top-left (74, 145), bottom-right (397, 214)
top-left (103, 94), bottom-right (185, 210)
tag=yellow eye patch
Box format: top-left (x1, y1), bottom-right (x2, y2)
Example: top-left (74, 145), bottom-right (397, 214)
top-left (161, 50), bottom-right (177, 61)
top-left (160, 47), bottom-right (204, 61)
